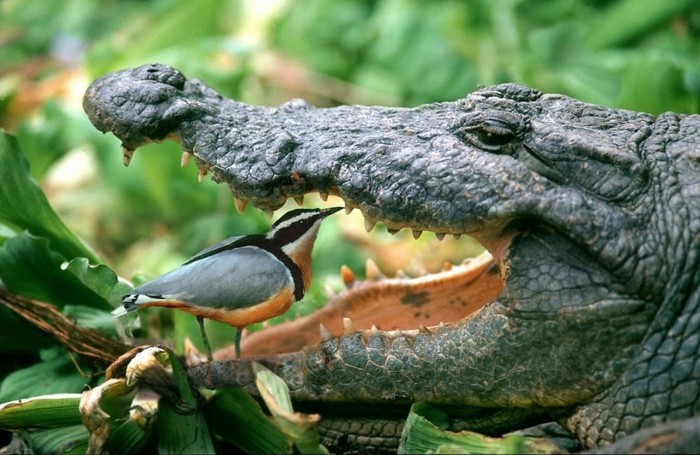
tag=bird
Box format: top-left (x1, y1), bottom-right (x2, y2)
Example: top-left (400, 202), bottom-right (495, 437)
top-left (112, 207), bottom-right (343, 361)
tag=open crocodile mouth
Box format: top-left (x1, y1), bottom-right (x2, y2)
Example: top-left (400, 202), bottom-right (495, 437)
top-left (83, 63), bottom-right (528, 359)
top-left (238, 245), bottom-right (502, 358)
top-left (167, 153), bottom-right (506, 359)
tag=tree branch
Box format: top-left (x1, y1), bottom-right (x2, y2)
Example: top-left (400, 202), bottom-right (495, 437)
top-left (0, 288), bottom-right (130, 363)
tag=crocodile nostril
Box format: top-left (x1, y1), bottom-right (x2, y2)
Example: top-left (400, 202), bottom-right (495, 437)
top-left (134, 63), bottom-right (186, 90)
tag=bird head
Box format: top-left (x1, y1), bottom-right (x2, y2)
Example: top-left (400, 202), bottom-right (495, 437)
top-left (266, 207), bottom-right (343, 256)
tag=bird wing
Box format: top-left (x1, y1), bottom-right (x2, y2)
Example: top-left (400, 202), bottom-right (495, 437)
top-left (123, 246), bottom-right (293, 311)
top-left (182, 235), bottom-right (255, 265)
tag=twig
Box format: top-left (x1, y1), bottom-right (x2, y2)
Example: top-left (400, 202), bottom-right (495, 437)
top-left (0, 288), bottom-right (130, 364)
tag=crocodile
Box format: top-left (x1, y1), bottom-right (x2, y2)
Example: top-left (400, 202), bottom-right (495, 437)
top-left (83, 63), bottom-right (700, 451)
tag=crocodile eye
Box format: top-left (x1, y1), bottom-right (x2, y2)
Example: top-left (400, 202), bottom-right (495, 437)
top-left (454, 112), bottom-right (522, 151)
top-left (478, 120), bottom-right (516, 146)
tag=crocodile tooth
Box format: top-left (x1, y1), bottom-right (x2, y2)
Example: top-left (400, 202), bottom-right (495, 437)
top-left (371, 324), bottom-right (380, 335)
top-left (264, 209), bottom-right (274, 220)
top-left (181, 151), bottom-right (193, 167)
top-left (453, 234), bottom-right (462, 240)
top-left (183, 338), bottom-right (203, 367)
top-left (342, 317), bottom-right (356, 334)
top-left (442, 261), bottom-right (453, 271)
top-left (438, 322), bottom-right (446, 329)
top-left (365, 258), bottom-right (382, 280)
top-left (345, 205), bottom-right (355, 215)
top-left (419, 325), bottom-right (430, 334)
top-left (234, 197), bottom-right (248, 214)
top-left (122, 147), bottom-right (134, 167)
top-left (319, 323), bottom-right (332, 342)
top-left (395, 269), bottom-right (407, 278)
top-left (294, 196), bottom-right (304, 206)
top-left (412, 230), bottom-right (423, 239)
top-left (197, 166), bottom-right (209, 183)
top-left (340, 265), bottom-right (356, 286)
top-left (387, 228), bottom-right (399, 235)
top-left (435, 232), bottom-right (445, 241)
top-left (364, 218), bottom-right (376, 232)
top-left (324, 284), bottom-right (336, 298)
top-left (319, 191), bottom-right (329, 201)
top-left (389, 330), bottom-right (403, 338)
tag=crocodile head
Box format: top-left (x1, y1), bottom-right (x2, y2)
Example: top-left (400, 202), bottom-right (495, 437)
top-left (84, 64), bottom-right (655, 266)
top-left (84, 64), bottom-right (700, 449)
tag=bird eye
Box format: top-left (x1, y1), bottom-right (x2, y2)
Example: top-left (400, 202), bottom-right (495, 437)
top-left (477, 120), bottom-right (516, 146)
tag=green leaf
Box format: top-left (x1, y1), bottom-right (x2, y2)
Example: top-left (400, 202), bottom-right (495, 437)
top-left (253, 362), bottom-right (328, 454)
top-left (0, 223), bottom-right (14, 245)
top-left (62, 257), bottom-right (132, 309)
top-left (205, 387), bottom-right (291, 454)
top-left (106, 419), bottom-right (154, 454)
top-left (156, 400), bottom-right (215, 454)
top-left (0, 232), bottom-right (107, 309)
top-left (398, 402), bottom-right (526, 454)
top-left (62, 305), bottom-right (118, 335)
top-left (0, 393), bottom-right (82, 430)
top-left (164, 348), bottom-right (197, 411)
top-left (0, 132), bottom-right (99, 263)
top-left (155, 348), bottom-right (214, 454)
top-left (26, 424), bottom-right (90, 455)
top-left (0, 353), bottom-right (88, 403)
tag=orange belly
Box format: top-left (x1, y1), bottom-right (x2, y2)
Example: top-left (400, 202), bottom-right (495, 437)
top-left (140, 288), bottom-right (295, 328)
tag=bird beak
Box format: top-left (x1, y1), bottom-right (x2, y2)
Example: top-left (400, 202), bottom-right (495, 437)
top-left (320, 206), bottom-right (343, 217)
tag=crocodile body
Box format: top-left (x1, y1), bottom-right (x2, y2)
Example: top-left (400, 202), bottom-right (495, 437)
top-left (84, 64), bottom-right (700, 450)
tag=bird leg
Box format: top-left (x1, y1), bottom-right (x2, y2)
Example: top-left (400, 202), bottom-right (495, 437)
top-left (233, 328), bottom-right (242, 359)
top-left (196, 316), bottom-right (213, 363)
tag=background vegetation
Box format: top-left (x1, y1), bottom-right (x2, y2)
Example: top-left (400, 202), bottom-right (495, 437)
top-left (0, 0), bottom-right (698, 452)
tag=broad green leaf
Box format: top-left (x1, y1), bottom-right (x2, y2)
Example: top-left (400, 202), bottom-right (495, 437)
top-left (63, 257), bottom-right (132, 308)
top-left (398, 402), bottom-right (525, 454)
top-left (205, 387), bottom-right (291, 454)
top-left (0, 232), bottom-right (107, 309)
top-left (106, 419), bottom-right (154, 454)
top-left (0, 132), bottom-right (99, 263)
top-left (253, 362), bottom-right (328, 454)
top-left (0, 354), bottom-right (88, 403)
top-left (165, 348), bottom-right (197, 410)
top-left (156, 348), bottom-right (214, 454)
top-left (62, 305), bottom-right (118, 335)
top-left (0, 223), bottom-right (14, 245)
top-left (0, 393), bottom-right (82, 429)
top-left (157, 400), bottom-right (214, 455)
top-left (26, 424), bottom-right (90, 455)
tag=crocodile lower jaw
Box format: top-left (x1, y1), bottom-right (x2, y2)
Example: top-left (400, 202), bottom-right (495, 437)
top-left (230, 249), bottom-right (502, 358)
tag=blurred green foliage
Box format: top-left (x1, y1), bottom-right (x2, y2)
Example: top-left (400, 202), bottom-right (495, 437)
top-left (271, 0), bottom-right (699, 111)
top-left (0, 0), bottom-right (698, 452)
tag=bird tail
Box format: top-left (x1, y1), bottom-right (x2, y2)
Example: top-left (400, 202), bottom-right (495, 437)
top-left (111, 305), bottom-right (130, 317)
top-left (112, 294), bottom-right (140, 317)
